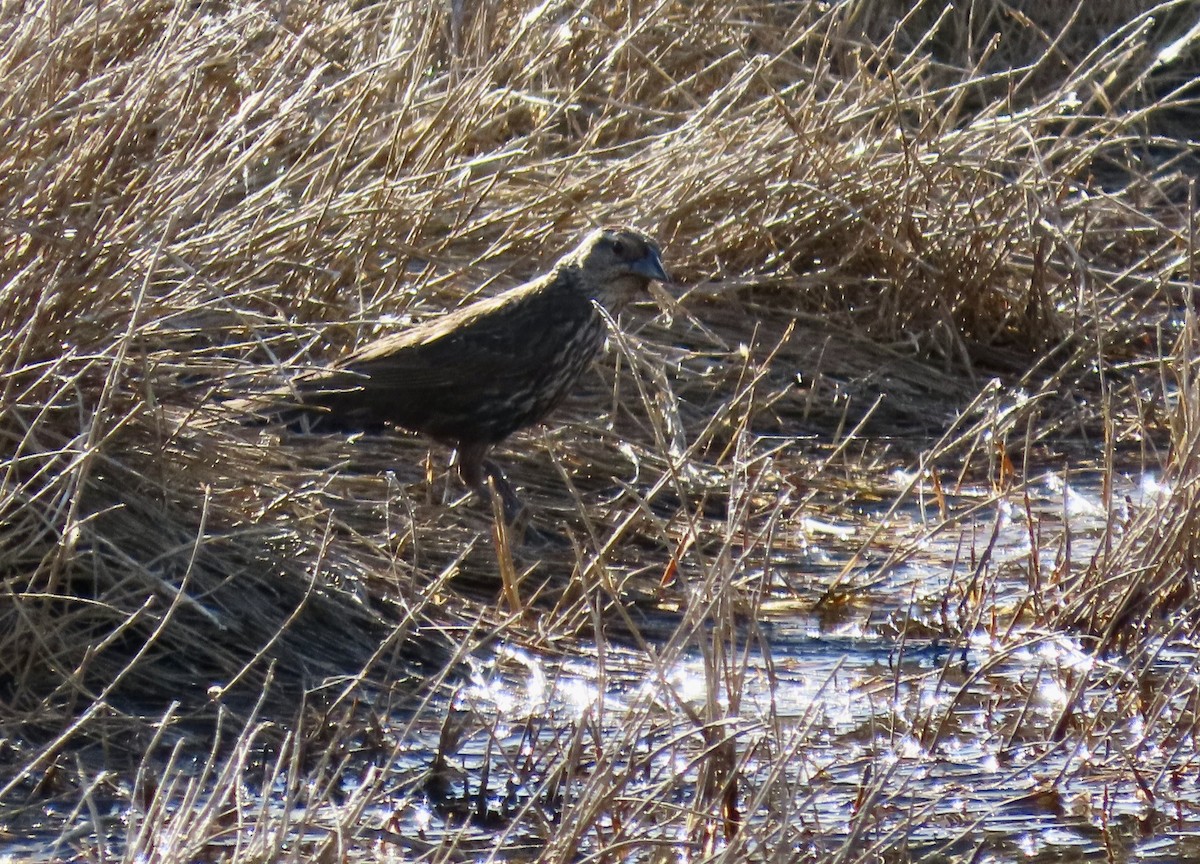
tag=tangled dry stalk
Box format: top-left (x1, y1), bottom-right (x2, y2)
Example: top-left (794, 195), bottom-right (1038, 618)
top-left (3, 0), bottom-right (1200, 859)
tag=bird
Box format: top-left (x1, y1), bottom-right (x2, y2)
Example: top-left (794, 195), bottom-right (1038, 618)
top-left (232, 225), bottom-right (670, 522)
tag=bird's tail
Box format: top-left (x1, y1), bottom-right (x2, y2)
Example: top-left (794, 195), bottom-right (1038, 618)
top-left (218, 377), bottom-right (378, 433)
top-left (218, 389), bottom-right (334, 432)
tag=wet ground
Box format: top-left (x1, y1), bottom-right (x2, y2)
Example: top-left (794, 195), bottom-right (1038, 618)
top-left (5, 465), bottom-right (1199, 862)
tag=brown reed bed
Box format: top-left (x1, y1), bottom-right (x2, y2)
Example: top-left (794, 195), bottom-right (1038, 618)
top-left (3, 0), bottom-right (1200, 860)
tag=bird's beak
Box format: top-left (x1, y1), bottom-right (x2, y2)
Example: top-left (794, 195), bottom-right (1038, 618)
top-left (632, 248), bottom-right (670, 284)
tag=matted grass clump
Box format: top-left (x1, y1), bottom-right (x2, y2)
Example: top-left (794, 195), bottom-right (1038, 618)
top-left (3, 0), bottom-right (1200, 860)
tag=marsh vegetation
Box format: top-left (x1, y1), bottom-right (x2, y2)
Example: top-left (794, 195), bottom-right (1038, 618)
top-left (3, 0), bottom-right (1200, 860)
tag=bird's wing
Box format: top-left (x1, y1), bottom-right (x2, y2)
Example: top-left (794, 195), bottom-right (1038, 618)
top-left (299, 278), bottom-right (596, 397)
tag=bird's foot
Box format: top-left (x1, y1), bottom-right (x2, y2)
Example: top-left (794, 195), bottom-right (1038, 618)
top-left (482, 459), bottom-right (526, 525)
top-left (518, 520), bottom-right (570, 549)
top-left (480, 460), bottom-right (568, 548)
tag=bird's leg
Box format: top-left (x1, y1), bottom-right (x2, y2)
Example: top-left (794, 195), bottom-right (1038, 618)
top-left (455, 440), bottom-right (488, 497)
top-left (456, 442), bottom-right (525, 524)
top-left (458, 444), bottom-right (566, 548)
top-left (482, 458), bottom-right (526, 525)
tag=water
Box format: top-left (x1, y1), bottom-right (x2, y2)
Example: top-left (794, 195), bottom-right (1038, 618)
top-left (5, 466), bottom-right (1199, 862)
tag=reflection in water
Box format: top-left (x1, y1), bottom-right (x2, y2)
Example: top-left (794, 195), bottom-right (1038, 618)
top-left (6, 469), bottom-right (1199, 861)
top-left (377, 469), bottom-right (1199, 860)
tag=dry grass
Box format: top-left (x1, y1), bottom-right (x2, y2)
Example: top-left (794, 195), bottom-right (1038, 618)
top-left (3, 0), bottom-right (1200, 859)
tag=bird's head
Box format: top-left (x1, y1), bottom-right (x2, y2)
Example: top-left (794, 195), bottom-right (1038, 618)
top-left (563, 226), bottom-right (670, 310)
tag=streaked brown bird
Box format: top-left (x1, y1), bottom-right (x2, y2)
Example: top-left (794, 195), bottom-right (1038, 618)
top-left (235, 226), bottom-right (670, 520)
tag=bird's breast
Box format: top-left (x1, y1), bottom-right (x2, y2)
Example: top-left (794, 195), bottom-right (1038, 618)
top-left (540, 313), bottom-right (604, 395)
top-left (483, 311), bottom-right (606, 440)
top-left (390, 303), bottom-right (608, 446)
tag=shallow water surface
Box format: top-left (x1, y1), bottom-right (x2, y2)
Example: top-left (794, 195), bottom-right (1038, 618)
top-left (341, 467), bottom-right (1200, 861)
top-left (5, 466), bottom-right (1198, 862)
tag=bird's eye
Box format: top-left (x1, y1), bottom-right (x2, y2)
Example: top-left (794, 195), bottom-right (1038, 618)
top-left (611, 239), bottom-right (627, 257)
